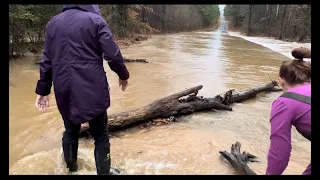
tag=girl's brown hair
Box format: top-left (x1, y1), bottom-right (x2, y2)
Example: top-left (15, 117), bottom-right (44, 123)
top-left (279, 59), bottom-right (311, 86)
top-left (279, 47), bottom-right (311, 86)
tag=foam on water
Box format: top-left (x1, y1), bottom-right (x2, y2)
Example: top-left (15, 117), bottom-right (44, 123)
top-left (228, 32), bottom-right (311, 62)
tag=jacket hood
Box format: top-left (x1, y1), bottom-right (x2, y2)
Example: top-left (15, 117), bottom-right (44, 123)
top-left (62, 4), bottom-right (101, 16)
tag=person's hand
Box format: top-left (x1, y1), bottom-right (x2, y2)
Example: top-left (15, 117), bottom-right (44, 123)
top-left (119, 79), bottom-right (128, 91)
top-left (35, 95), bottom-right (49, 112)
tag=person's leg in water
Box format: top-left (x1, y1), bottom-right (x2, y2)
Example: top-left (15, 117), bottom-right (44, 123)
top-left (89, 112), bottom-right (111, 175)
top-left (62, 117), bottom-right (81, 172)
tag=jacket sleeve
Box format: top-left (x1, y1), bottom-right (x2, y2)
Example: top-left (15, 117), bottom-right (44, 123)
top-left (35, 23), bottom-right (52, 96)
top-left (97, 18), bottom-right (129, 80)
top-left (266, 100), bottom-right (292, 175)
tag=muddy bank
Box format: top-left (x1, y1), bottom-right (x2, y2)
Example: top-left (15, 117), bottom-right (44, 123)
top-left (115, 34), bottom-right (151, 49)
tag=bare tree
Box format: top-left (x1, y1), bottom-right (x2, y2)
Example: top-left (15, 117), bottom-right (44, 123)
top-left (278, 5), bottom-right (288, 40)
top-left (276, 4), bottom-right (280, 19)
top-left (247, 5), bottom-right (254, 36)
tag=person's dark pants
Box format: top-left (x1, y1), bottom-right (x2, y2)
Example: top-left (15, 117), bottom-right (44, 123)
top-left (62, 112), bottom-right (111, 175)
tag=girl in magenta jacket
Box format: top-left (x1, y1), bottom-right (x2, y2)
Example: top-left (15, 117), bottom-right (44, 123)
top-left (266, 49), bottom-right (311, 175)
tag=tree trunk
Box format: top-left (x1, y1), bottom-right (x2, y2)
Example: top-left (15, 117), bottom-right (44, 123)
top-left (267, 5), bottom-right (273, 37)
top-left (247, 5), bottom-right (254, 36)
top-left (141, 5), bottom-right (146, 23)
top-left (288, 5), bottom-right (293, 24)
top-left (303, 5), bottom-right (311, 38)
top-left (171, 6), bottom-right (176, 32)
top-left (264, 5), bottom-right (270, 33)
top-left (287, 5), bottom-right (294, 38)
top-left (278, 5), bottom-right (288, 40)
top-left (79, 81), bottom-right (281, 137)
top-left (118, 5), bottom-right (128, 37)
top-left (276, 4), bottom-right (280, 19)
top-left (161, 5), bottom-right (166, 31)
top-left (37, 28), bottom-right (43, 42)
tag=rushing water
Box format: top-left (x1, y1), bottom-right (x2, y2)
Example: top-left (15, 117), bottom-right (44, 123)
top-left (218, 5), bottom-right (229, 32)
top-left (9, 30), bottom-right (311, 175)
top-left (228, 31), bottom-right (311, 62)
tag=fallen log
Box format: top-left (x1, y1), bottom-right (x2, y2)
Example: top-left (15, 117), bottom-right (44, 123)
top-left (107, 85), bottom-right (231, 131)
top-left (79, 81), bottom-right (281, 137)
top-left (35, 58), bottom-right (149, 64)
top-left (123, 58), bottom-right (148, 63)
top-left (219, 142), bottom-right (257, 175)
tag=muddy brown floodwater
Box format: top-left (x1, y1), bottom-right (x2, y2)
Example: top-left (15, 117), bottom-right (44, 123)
top-left (9, 31), bottom-right (310, 175)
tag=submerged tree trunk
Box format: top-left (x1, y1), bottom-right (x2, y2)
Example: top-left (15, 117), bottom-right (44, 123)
top-left (223, 81), bottom-right (281, 105)
top-left (105, 85), bottom-right (232, 131)
top-left (80, 81), bottom-right (281, 137)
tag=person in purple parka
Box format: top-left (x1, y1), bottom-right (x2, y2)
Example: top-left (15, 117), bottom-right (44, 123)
top-left (266, 47), bottom-right (311, 175)
top-left (34, 5), bottom-right (129, 175)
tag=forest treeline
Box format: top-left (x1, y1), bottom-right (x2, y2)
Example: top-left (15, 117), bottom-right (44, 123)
top-left (9, 4), bottom-right (220, 59)
top-left (224, 4), bottom-right (311, 42)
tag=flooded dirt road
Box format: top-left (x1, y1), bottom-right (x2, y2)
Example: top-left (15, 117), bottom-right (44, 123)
top-left (9, 31), bottom-right (311, 175)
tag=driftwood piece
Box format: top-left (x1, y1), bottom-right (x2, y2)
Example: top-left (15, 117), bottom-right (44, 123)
top-left (219, 142), bottom-right (257, 175)
top-left (79, 81), bottom-right (281, 137)
top-left (109, 167), bottom-right (127, 175)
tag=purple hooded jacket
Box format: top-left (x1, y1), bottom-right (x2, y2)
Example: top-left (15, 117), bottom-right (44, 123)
top-left (35, 5), bottom-right (129, 124)
top-left (266, 83), bottom-right (311, 175)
